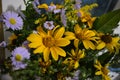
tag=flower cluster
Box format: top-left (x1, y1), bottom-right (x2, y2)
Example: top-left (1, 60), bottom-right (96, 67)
top-left (0, 0), bottom-right (120, 80)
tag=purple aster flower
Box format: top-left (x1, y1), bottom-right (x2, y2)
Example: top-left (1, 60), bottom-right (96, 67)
top-left (3, 11), bottom-right (23, 30)
top-left (44, 21), bottom-right (55, 30)
top-left (61, 9), bottom-right (67, 27)
top-left (0, 41), bottom-right (7, 47)
top-left (74, 0), bottom-right (81, 9)
top-left (32, 0), bottom-right (41, 14)
top-left (11, 47), bottom-right (30, 70)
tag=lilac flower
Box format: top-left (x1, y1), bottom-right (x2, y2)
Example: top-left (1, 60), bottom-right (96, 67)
top-left (48, 5), bottom-right (61, 14)
top-left (48, 5), bottom-right (56, 12)
top-left (22, 41), bottom-right (30, 49)
top-left (11, 47), bottom-right (30, 70)
top-left (54, 9), bottom-right (61, 14)
top-left (61, 9), bottom-right (67, 27)
top-left (0, 41), bottom-right (7, 47)
top-left (32, 0), bottom-right (41, 14)
top-left (3, 11), bottom-right (23, 30)
top-left (44, 21), bottom-right (55, 30)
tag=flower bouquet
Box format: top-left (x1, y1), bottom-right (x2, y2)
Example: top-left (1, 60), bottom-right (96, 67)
top-left (0, 0), bottom-right (120, 80)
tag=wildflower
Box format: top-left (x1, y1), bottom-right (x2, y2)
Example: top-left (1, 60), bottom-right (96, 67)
top-left (8, 33), bottom-right (17, 44)
top-left (80, 10), bottom-right (96, 28)
top-left (65, 24), bottom-right (97, 49)
top-left (32, 0), bottom-right (41, 14)
top-left (27, 27), bottom-right (70, 61)
top-left (74, 0), bottom-right (81, 9)
top-left (94, 60), bottom-right (111, 80)
top-left (11, 47), bottom-right (30, 70)
top-left (61, 9), bottom-right (67, 27)
top-left (2, 11), bottom-right (23, 30)
top-left (63, 49), bottom-right (85, 69)
top-left (96, 33), bottom-right (120, 53)
top-left (44, 21), bottom-right (55, 30)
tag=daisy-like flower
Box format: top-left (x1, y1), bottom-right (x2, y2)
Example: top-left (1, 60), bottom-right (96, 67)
top-left (63, 49), bottom-right (85, 69)
top-left (3, 11), bottom-right (23, 30)
top-left (11, 47), bottom-right (30, 70)
top-left (44, 21), bottom-right (55, 30)
top-left (94, 60), bottom-right (111, 80)
top-left (96, 33), bottom-right (120, 53)
top-left (27, 26), bottom-right (70, 61)
top-left (80, 10), bottom-right (96, 28)
top-left (65, 24), bottom-right (97, 50)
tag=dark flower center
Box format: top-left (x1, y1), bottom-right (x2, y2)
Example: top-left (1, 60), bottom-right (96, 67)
top-left (101, 35), bottom-right (112, 43)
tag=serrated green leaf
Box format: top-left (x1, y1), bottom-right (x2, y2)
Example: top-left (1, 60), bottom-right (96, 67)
top-left (93, 9), bottom-right (120, 33)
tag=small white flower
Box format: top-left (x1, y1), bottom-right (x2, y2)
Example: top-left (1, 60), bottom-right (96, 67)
top-left (44, 21), bottom-right (55, 30)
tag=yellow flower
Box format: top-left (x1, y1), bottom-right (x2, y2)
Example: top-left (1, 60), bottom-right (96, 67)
top-left (80, 10), bottom-right (96, 28)
top-left (8, 33), bottom-right (17, 44)
top-left (27, 26), bottom-right (70, 61)
top-left (65, 24), bottom-right (97, 50)
top-left (96, 33), bottom-right (120, 53)
top-left (94, 60), bottom-right (111, 80)
top-left (63, 49), bottom-right (85, 69)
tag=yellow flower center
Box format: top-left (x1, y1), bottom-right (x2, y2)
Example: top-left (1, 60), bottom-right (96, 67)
top-left (76, 32), bottom-right (86, 40)
top-left (15, 54), bottom-right (22, 61)
top-left (101, 67), bottom-right (108, 75)
top-left (101, 35), bottom-right (112, 43)
top-left (43, 36), bottom-right (55, 47)
top-left (9, 18), bottom-right (16, 25)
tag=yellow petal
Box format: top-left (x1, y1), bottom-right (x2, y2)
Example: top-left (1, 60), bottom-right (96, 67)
top-left (27, 33), bottom-right (42, 42)
top-left (34, 45), bottom-right (45, 54)
top-left (54, 47), bottom-right (66, 57)
top-left (74, 61), bottom-right (79, 69)
top-left (43, 47), bottom-right (50, 62)
top-left (64, 32), bottom-right (75, 40)
top-left (55, 38), bottom-right (70, 47)
top-left (74, 24), bottom-right (81, 34)
top-left (83, 40), bottom-right (95, 50)
top-left (85, 30), bottom-right (95, 37)
top-left (95, 71), bottom-right (102, 75)
top-left (54, 27), bottom-right (65, 39)
top-left (71, 49), bottom-right (75, 56)
top-left (74, 39), bottom-right (79, 48)
top-left (94, 65), bottom-right (101, 70)
top-left (50, 47), bottom-right (58, 61)
top-left (79, 50), bottom-right (85, 59)
top-left (96, 42), bottom-right (106, 50)
top-left (38, 4), bottom-right (48, 10)
top-left (29, 42), bottom-right (41, 48)
top-left (37, 26), bottom-right (47, 37)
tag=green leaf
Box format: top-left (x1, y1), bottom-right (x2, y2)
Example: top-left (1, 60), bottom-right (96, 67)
top-left (93, 9), bottom-right (120, 33)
